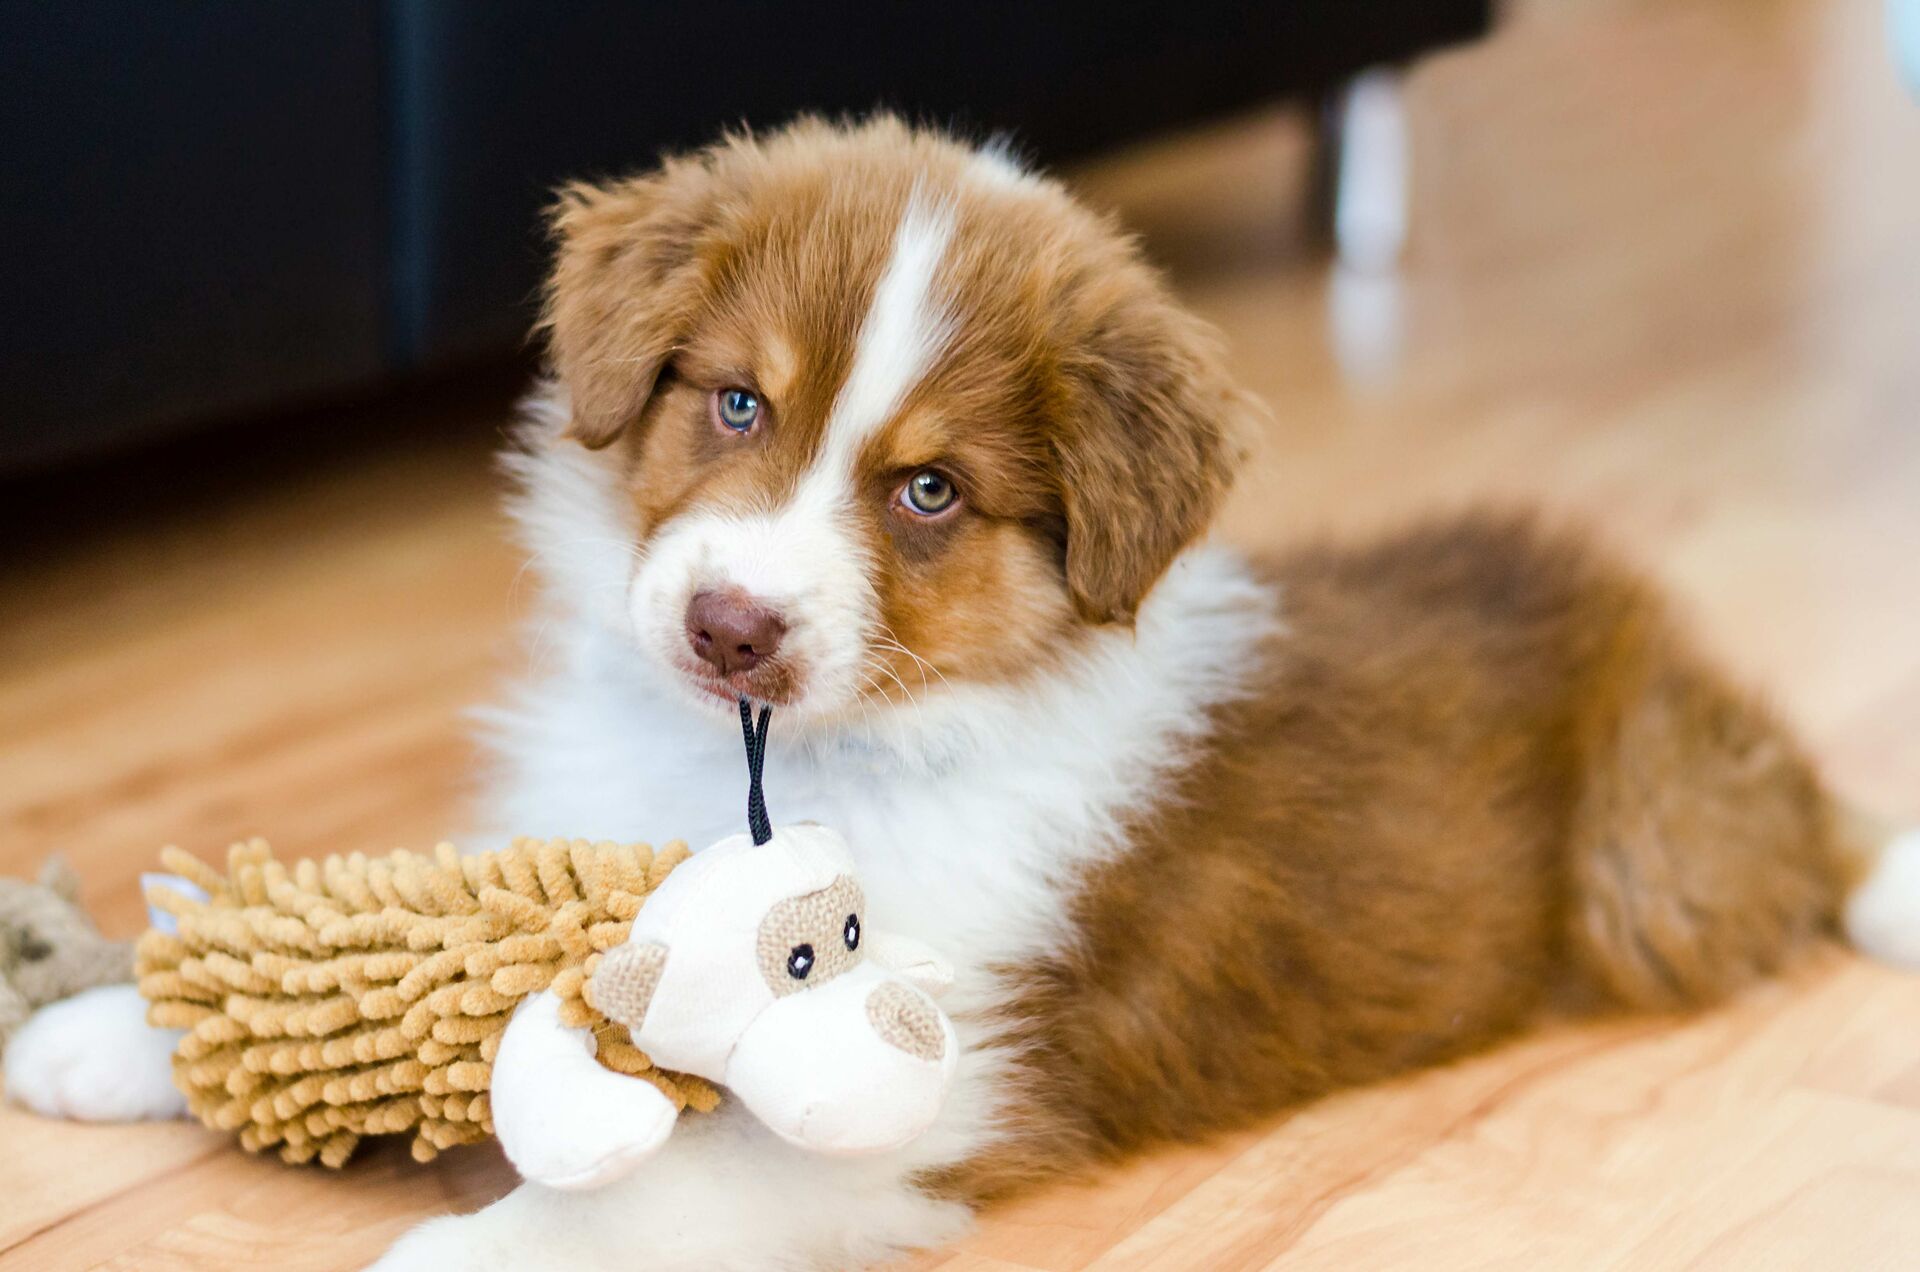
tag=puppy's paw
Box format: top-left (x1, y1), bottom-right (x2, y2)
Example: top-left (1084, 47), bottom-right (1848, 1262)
top-left (368, 1216), bottom-right (516, 1272)
top-left (1848, 828), bottom-right (1920, 970)
top-left (3, 984), bottom-right (186, 1122)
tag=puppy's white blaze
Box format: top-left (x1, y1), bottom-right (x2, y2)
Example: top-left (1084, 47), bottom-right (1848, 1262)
top-left (821, 199), bottom-right (957, 466)
top-left (623, 200), bottom-right (958, 719)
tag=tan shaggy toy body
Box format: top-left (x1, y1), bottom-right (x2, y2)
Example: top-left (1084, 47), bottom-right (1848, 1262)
top-left (137, 837), bottom-right (716, 1166)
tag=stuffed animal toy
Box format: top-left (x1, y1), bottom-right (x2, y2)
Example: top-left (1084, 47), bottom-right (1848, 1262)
top-left (495, 821), bottom-right (955, 1189)
top-left (138, 704), bottom-right (958, 1187)
top-left (1, 856), bottom-right (133, 1055)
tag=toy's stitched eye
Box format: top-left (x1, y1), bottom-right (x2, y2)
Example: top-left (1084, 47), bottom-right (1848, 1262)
top-left (18, 931), bottom-right (50, 962)
top-left (900, 470), bottom-right (958, 516)
top-left (786, 943), bottom-right (815, 979)
top-left (715, 388), bottom-right (760, 433)
top-left (843, 913), bottom-right (861, 952)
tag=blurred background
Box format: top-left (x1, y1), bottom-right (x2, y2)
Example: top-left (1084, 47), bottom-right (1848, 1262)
top-left (3, 0), bottom-right (1920, 1266)
top-left (0, 0), bottom-right (1487, 473)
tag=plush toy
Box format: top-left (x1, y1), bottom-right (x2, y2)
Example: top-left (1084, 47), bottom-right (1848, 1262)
top-left (138, 704), bottom-right (958, 1186)
top-left (1, 856), bottom-right (133, 1055)
top-left (494, 821), bottom-right (955, 1189)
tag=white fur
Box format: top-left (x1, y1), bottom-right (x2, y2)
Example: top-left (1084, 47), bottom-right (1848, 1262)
top-left (1846, 828), bottom-right (1920, 969)
top-left (424, 378), bottom-right (1278, 1266)
top-left (967, 139), bottom-right (1043, 193)
top-left (4, 984), bottom-right (186, 1122)
top-left (622, 200), bottom-right (957, 726)
top-left (370, 1103), bottom-right (975, 1272)
top-left (825, 198), bottom-right (956, 456)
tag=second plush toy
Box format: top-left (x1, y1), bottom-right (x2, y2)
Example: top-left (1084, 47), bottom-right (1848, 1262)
top-left (1, 856), bottom-right (133, 1055)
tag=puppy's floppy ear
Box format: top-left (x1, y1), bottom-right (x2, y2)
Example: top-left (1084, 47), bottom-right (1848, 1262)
top-left (1052, 271), bottom-right (1252, 625)
top-left (539, 156), bottom-right (717, 449)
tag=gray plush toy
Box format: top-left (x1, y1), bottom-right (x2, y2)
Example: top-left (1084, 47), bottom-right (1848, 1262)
top-left (0, 857), bottom-right (133, 1055)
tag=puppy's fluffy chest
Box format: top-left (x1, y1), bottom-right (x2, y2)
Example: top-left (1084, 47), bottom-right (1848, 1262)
top-left (480, 537), bottom-right (1276, 1012)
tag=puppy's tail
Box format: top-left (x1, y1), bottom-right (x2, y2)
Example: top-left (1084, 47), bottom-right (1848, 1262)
top-left (1838, 805), bottom-right (1920, 970)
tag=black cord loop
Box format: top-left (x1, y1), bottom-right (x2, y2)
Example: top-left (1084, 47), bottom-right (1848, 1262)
top-left (738, 698), bottom-right (773, 845)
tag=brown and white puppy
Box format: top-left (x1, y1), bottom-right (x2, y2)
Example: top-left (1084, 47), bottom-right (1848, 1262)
top-left (304, 116), bottom-right (1920, 1267)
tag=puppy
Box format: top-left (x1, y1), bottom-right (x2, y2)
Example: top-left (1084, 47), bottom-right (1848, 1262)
top-left (14, 115), bottom-right (1913, 1270)
top-left (371, 116), bottom-right (1920, 1268)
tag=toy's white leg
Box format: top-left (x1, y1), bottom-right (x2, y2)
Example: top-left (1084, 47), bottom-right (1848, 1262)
top-left (371, 1102), bottom-right (973, 1272)
top-left (491, 991), bottom-right (678, 1190)
top-left (3, 984), bottom-right (186, 1122)
top-left (1328, 67), bottom-right (1409, 275)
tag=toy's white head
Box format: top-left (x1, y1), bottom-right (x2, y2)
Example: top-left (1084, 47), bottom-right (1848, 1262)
top-left (589, 823), bottom-right (956, 1154)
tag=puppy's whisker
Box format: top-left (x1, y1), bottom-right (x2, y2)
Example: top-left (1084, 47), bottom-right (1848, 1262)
top-left (866, 653), bottom-right (927, 743)
top-left (873, 632), bottom-right (950, 695)
top-left (874, 643), bottom-right (932, 697)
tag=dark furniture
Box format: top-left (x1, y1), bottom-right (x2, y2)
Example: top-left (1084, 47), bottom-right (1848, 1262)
top-left (0, 0), bottom-right (1490, 475)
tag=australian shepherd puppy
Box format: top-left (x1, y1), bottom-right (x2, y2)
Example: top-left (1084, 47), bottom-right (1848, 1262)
top-left (369, 116), bottom-right (1920, 1270)
top-left (12, 115), bottom-right (1916, 1270)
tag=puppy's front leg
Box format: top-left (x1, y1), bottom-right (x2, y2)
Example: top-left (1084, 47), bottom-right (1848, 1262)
top-left (372, 1102), bottom-right (974, 1272)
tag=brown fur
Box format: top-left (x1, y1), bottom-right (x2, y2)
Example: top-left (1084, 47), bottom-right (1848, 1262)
top-left (948, 513), bottom-right (1848, 1199)
top-left (538, 116), bottom-right (1859, 1220)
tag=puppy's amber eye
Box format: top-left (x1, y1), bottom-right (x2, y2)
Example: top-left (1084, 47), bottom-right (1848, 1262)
top-left (714, 388), bottom-right (761, 434)
top-left (900, 470), bottom-right (958, 517)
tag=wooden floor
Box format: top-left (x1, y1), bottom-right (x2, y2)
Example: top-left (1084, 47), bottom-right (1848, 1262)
top-left (5, 0), bottom-right (1919, 1266)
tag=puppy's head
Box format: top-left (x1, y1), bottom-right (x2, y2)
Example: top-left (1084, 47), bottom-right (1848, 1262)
top-left (540, 116), bottom-right (1251, 725)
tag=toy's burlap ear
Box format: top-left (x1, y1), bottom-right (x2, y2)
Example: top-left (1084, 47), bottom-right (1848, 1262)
top-left (38, 854), bottom-right (80, 904)
top-left (539, 157), bottom-right (719, 449)
top-left (590, 941), bottom-right (669, 1032)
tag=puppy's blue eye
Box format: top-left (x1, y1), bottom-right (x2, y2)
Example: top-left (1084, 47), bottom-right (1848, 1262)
top-left (901, 470), bottom-right (957, 516)
top-left (716, 388), bottom-right (760, 432)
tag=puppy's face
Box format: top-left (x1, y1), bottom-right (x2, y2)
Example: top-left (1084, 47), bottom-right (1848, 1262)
top-left (542, 119), bottom-right (1248, 725)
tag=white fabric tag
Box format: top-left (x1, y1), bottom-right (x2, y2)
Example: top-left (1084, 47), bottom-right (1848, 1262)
top-left (141, 872), bottom-right (208, 935)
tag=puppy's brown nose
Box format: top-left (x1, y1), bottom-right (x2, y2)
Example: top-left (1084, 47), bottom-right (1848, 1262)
top-left (685, 589), bottom-right (787, 675)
